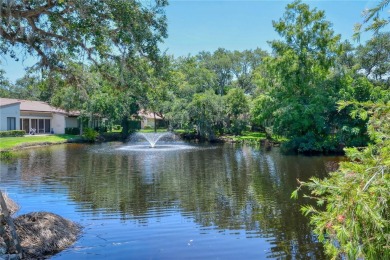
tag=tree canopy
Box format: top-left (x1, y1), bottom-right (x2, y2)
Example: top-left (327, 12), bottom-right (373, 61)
top-left (253, 0), bottom-right (343, 152)
top-left (354, 0), bottom-right (390, 38)
top-left (1, 1), bottom-right (389, 258)
top-left (0, 0), bottom-right (167, 72)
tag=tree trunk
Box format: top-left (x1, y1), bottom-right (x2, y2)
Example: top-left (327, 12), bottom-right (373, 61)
top-left (121, 117), bottom-right (129, 140)
top-left (153, 112), bottom-right (157, 133)
top-left (0, 191), bottom-right (22, 259)
top-left (89, 113), bottom-right (93, 128)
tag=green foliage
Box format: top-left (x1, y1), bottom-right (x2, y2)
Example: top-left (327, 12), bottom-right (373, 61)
top-left (250, 94), bottom-right (273, 130)
top-left (163, 49), bottom-right (266, 138)
top-left (0, 69), bottom-right (52, 101)
top-left (224, 88), bottom-right (249, 135)
top-left (355, 32), bottom-right (390, 85)
top-left (281, 132), bottom-right (338, 154)
top-left (82, 128), bottom-right (99, 142)
top-left (127, 121), bottom-right (141, 131)
top-left (65, 128), bottom-right (80, 135)
top-left (99, 132), bottom-right (122, 142)
top-left (113, 125), bottom-right (122, 131)
top-left (188, 89), bottom-right (224, 140)
top-left (353, 0), bottom-right (389, 39)
top-left (0, 151), bottom-right (14, 160)
top-left (253, 0), bottom-right (343, 153)
top-left (94, 126), bottom-right (108, 134)
top-left (228, 131), bottom-right (267, 144)
top-left (2, 0), bottom-right (385, 153)
top-left (230, 49), bottom-right (268, 94)
top-left (294, 101), bottom-right (390, 259)
top-left (1, 0), bottom-right (167, 74)
top-left (225, 88), bottom-right (249, 117)
top-left (140, 128), bottom-right (167, 133)
top-left (0, 68), bottom-right (12, 97)
top-left (0, 130), bottom-right (25, 137)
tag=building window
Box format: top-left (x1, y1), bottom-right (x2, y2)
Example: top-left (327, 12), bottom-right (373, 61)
top-left (45, 119), bottom-right (51, 133)
top-left (22, 118), bottom-right (29, 133)
top-left (7, 117), bottom-right (16, 130)
top-left (20, 118), bottom-right (51, 133)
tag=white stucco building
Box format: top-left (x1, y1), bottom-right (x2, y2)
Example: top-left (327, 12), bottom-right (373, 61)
top-left (138, 110), bottom-right (164, 129)
top-left (0, 98), bottom-right (79, 134)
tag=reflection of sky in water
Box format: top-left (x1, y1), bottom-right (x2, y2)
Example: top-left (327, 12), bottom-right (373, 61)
top-left (0, 143), bottom-right (334, 259)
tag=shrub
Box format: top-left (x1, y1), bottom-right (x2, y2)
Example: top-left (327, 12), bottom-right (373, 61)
top-left (65, 127), bottom-right (80, 135)
top-left (94, 126), bottom-right (108, 133)
top-left (82, 128), bottom-right (98, 142)
top-left (281, 132), bottom-right (339, 154)
top-left (100, 132), bottom-right (122, 141)
top-left (292, 101), bottom-right (390, 259)
top-left (0, 130), bottom-right (25, 137)
top-left (0, 151), bottom-right (14, 160)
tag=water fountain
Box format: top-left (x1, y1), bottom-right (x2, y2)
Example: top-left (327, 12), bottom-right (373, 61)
top-left (135, 132), bottom-right (174, 148)
top-left (117, 132), bottom-right (196, 152)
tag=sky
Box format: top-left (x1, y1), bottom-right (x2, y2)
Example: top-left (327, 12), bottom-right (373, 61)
top-left (1, 0), bottom-right (383, 83)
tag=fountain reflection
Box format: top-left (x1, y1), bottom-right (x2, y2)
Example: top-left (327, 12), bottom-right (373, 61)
top-left (0, 143), bottom-right (343, 259)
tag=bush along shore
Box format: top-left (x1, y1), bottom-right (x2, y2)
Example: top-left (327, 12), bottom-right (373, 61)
top-left (177, 130), bottom-right (281, 150)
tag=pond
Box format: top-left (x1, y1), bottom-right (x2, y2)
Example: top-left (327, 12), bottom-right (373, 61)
top-left (0, 142), bottom-right (342, 259)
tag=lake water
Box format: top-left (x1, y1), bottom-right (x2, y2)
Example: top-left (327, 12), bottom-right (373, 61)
top-left (0, 142), bottom-right (341, 259)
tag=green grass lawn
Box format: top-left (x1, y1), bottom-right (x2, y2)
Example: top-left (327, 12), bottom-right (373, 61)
top-left (0, 134), bottom-right (79, 151)
top-left (227, 131), bottom-right (287, 143)
top-left (229, 131), bottom-right (267, 142)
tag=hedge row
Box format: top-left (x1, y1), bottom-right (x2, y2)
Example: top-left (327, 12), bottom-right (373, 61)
top-left (65, 127), bottom-right (80, 135)
top-left (0, 130), bottom-right (25, 137)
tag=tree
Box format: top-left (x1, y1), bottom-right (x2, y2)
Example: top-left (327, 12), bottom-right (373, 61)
top-left (188, 89), bottom-right (224, 140)
top-left (199, 48), bottom-right (232, 96)
top-left (230, 48), bottom-right (268, 94)
top-left (291, 2), bottom-right (390, 255)
top-left (224, 88), bottom-right (249, 135)
top-left (356, 32), bottom-right (390, 85)
top-left (0, 0), bottom-right (167, 74)
top-left (175, 56), bottom-right (217, 96)
top-left (136, 55), bottom-right (175, 131)
top-left (0, 68), bottom-right (12, 97)
top-left (255, 0), bottom-right (342, 153)
top-left (250, 94), bottom-right (273, 133)
top-left (293, 101), bottom-right (390, 259)
top-left (353, 0), bottom-right (389, 39)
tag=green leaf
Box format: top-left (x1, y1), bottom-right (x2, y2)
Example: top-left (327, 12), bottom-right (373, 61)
top-left (291, 189), bottom-right (299, 199)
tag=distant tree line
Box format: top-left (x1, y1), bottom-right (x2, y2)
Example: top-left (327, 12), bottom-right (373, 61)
top-left (1, 0), bottom-right (389, 258)
top-left (1, 1), bottom-right (388, 153)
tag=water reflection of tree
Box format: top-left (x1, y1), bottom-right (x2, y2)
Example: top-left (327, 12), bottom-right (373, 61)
top-left (12, 144), bottom-right (342, 258)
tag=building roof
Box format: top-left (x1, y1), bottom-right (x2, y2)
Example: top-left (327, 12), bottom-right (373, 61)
top-left (0, 98), bottom-right (20, 107)
top-left (0, 98), bottom-right (80, 116)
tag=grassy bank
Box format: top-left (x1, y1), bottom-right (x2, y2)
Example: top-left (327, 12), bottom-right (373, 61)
top-left (228, 131), bottom-right (287, 143)
top-left (0, 134), bottom-right (80, 151)
top-left (227, 131), bottom-right (267, 142)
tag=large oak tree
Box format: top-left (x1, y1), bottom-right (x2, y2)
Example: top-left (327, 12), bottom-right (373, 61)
top-left (0, 0), bottom-right (167, 73)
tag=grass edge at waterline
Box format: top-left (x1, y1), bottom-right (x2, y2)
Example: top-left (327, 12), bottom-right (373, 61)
top-left (0, 134), bottom-right (80, 151)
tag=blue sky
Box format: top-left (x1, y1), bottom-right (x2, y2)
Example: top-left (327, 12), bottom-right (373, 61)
top-left (1, 0), bottom-right (382, 83)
